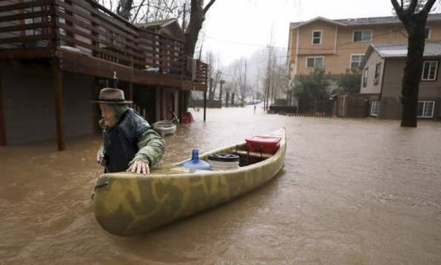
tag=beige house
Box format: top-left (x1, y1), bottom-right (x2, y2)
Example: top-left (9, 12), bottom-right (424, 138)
top-left (287, 14), bottom-right (441, 80)
top-left (360, 42), bottom-right (441, 120)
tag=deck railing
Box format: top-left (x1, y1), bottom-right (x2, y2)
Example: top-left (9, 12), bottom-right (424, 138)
top-left (0, 0), bottom-right (207, 85)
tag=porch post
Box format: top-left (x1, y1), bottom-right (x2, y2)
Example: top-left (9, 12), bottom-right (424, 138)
top-left (203, 90), bottom-right (207, 122)
top-left (53, 57), bottom-right (65, 151)
top-left (155, 87), bottom-right (161, 121)
top-left (0, 70), bottom-right (6, 146)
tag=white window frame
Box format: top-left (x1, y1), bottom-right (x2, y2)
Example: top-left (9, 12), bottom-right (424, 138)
top-left (374, 63), bottom-right (381, 85)
top-left (353, 30), bottom-right (372, 42)
top-left (362, 68), bottom-right (368, 87)
top-left (306, 56), bottom-right (324, 68)
top-left (370, 101), bottom-right (379, 116)
top-left (417, 101), bottom-right (435, 118)
top-left (312, 30), bottom-right (322, 45)
top-left (350, 54), bottom-right (364, 69)
top-left (421, 60), bottom-right (438, 81)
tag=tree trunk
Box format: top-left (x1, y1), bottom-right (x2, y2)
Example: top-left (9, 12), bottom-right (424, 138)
top-left (400, 14), bottom-right (427, 127)
top-left (184, 0), bottom-right (211, 58)
top-left (225, 92), bottom-right (230, 107)
top-left (391, 0), bottom-right (437, 127)
top-left (117, 0), bottom-right (133, 20)
top-left (181, 0), bottom-right (216, 113)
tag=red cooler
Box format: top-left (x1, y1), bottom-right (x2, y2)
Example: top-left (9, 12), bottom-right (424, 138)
top-left (245, 135), bottom-right (281, 154)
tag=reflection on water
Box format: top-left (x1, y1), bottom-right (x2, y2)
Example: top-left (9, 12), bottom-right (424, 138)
top-left (1, 106), bottom-right (441, 264)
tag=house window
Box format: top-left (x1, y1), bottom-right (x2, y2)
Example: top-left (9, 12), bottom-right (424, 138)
top-left (312, 30), bottom-right (322, 45)
top-left (350, 54), bottom-right (364, 69)
top-left (353, 30), bottom-right (372, 42)
top-left (363, 68), bottom-right (368, 87)
top-left (425, 27), bottom-right (431, 39)
top-left (417, 101), bottom-right (435, 118)
top-left (370, 101), bottom-right (379, 116)
top-left (374, 63), bottom-right (381, 85)
top-left (421, 61), bottom-right (438, 81)
top-left (306, 57), bottom-right (324, 68)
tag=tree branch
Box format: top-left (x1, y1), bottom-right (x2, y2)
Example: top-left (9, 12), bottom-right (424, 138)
top-left (422, 0), bottom-right (437, 13)
top-left (203, 0), bottom-right (216, 14)
top-left (408, 0), bottom-right (419, 13)
top-left (131, 0), bottom-right (147, 23)
top-left (391, 0), bottom-right (403, 15)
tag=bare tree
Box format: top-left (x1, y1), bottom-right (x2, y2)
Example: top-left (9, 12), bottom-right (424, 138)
top-left (228, 58), bottom-right (248, 105)
top-left (183, 0), bottom-right (216, 58)
top-left (391, 0), bottom-right (437, 127)
top-left (131, 0), bottom-right (190, 24)
top-left (206, 51), bottom-right (223, 101)
top-left (111, 0), bottom-right (217, 112)
top-left (112, 0), bottom-right (216, 52)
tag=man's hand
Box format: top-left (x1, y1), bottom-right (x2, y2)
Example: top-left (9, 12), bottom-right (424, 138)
top-left (97, 154), bottom-right (106, 166)
top-left (127, 160), bottom-right (150, 174)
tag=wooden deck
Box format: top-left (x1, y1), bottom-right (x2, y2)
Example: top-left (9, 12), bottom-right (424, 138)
top-left (0, 0), bottom-right (208, 90)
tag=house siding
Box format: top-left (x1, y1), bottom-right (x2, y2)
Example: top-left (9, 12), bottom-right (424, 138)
top-left (289, 16), bottom-right (441, 79)
top-left (381, 58), bottom-right (404, 98)
top-left (362, 55), bottom-right (441, 119)
top-left (360, 52), bottom-right (384, 94)
top-left (1, 61), bottom-right (94, 145)
top-left (378, 97), bottom-right (401, 119)
top-left (380, 57), bottom-right (441, 119)
top-left (63, 73), bottom-right (95, 138)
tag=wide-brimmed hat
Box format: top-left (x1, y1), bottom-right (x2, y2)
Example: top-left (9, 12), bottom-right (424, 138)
top-left (91, 87), bottom-right (132, 104)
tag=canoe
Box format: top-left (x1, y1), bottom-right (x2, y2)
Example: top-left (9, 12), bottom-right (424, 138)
top-left (152, 120), bottom-right (177, 136)
top-left (92, 127), bottom-right (286, 236)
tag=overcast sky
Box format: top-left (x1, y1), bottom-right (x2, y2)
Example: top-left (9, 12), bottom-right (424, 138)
top-left (202, 0), bottom-right (397, 66)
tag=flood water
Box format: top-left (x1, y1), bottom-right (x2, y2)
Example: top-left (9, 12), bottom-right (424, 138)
top-left (1, 106), bottom-right (441, 265)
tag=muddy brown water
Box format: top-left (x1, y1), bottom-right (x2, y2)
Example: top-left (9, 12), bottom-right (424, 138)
top-left (1, 106), bottom-right (441, 265)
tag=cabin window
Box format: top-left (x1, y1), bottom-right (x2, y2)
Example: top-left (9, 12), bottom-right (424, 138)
top-left (353, 30), bottom-right (372, 42)
top-left (306, 57), bottom-right (324, 68)
top-left (374, 63), bottom-right (381, 85)
top-left (425, 27), bottom-right (431, 39)
top-left (312, 30), bottom-right (322, 45)
top-left (421, 61), bottom-right (438, 81)
top-left (417, 101), bottom-right (435, 118)
top-left (350, 54), bottom-right (364, 69)
top-left (362, 68), bottom-right (368, 87)
top-left (370, 101), bottom-right (379, 116)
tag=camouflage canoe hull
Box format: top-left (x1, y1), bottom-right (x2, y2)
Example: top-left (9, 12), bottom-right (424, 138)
top-left (92, 128), bottom-right (286, 236)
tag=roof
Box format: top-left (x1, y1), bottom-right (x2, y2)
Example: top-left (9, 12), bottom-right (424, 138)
top-left (137, 18), bottom-right (184, 40)
top-left (290, 16), bottom-right (347, 29)
top-left (137, 18), bottom-right (176, 28)
top-left (376, 42), bottom-right (441, 57)
top-left (290, 13), bottom-right (441, 29)
top-left (360, 42), bottom-right (441, 68)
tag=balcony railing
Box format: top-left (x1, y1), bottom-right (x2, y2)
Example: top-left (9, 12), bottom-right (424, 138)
top-left (0, 0), bottom-right (208, 85)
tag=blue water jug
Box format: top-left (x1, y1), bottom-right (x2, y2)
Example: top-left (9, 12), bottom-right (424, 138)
top-left (182, 149), bottom-right (211, 170)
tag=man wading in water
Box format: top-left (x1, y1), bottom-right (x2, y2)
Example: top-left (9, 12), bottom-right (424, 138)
top-left (93, 87), bottom-right (165, 174)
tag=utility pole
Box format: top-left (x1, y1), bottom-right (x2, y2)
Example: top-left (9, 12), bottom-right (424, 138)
top-left (264, 46), bottom-right (271, 111)
top-left (219, 80), bottom-right (225, 103)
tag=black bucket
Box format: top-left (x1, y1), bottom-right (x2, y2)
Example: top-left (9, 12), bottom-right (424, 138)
top-left (208, 153), bottom-right (240, 170)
